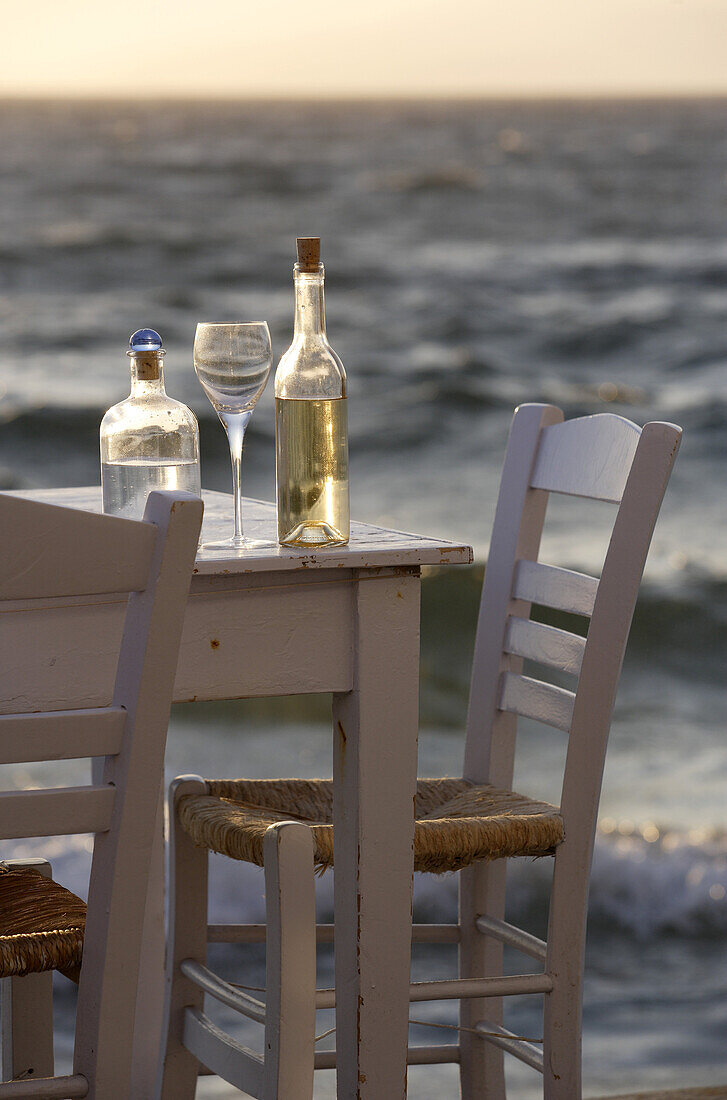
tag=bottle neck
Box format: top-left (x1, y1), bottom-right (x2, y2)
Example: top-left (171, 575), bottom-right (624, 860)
top-left (129, 353), bottom-right (166, 397)
top-left (293, 266), bottom-right (326, 339)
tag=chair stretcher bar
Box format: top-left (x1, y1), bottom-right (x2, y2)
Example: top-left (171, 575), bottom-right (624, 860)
top-left (475, 914), bottom-right (547, 962)
top-left (314, 972), bottom-right (553, 1010)
top-left (207, 922), bottom-right (462, 944)
top-left (179, 959), bottom-right (266, 1023)
top-left (313, 1044), bottom-right (460, 1070)
top-left (474, 1018), bottom-right (544, 1073)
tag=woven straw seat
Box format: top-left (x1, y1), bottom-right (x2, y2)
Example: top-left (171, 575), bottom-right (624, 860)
top-left (0, 864), bottom-right (86, 982)
top-left (176, 777), bottom-right (564, 875)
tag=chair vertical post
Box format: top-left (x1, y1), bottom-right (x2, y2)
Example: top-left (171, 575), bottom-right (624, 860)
top-left (459, 404), bottom-right (560, 1099)
top-left (543, 422), bottom-right (681, 1097)
top-left (262, 822), bottom-right (316, 1100)
top-left (0, 861), bottom-right (54, 1084)
top-left (73, 492), bottom-right (203, 1098)
top-left (130, 782), bottom-right (166, 1098)
top-left (157, 776), bottom-right (210, 1100)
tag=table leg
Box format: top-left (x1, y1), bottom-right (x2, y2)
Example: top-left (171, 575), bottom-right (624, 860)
top-left (333, 571), bottom-right (421, 1100)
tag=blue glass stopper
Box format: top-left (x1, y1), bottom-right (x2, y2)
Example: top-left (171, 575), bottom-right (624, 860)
top-left (129, 328), bottom-right (163, 352)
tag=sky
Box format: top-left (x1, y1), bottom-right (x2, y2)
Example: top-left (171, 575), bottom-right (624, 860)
top-left (2, 0), bottom-right (727, 98)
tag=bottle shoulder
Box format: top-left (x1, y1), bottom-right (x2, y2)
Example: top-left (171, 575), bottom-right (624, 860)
top-left (100, 393), bottom-right (199, 434)
top-left (274, 337), bottom-right (347, 399)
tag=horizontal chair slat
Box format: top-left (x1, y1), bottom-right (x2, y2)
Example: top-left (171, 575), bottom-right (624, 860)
top-left (179, 959), bottom-right (266, 1023)
top-left (313, 1045), bottom-right (460, 1070)
top-left (530, 414), bottom-right (640, 503)
top-left (183, 1008), bottom-right (264, 1096)
top-left (0, 494), bottom-right (155, 600)
top-left (207, 922), bottom-right (461, 944)
top-left (474, 1018), bottom-right (544, 1073)
top-left (315, 972), bottom-right (553, 1010)
top-left (0, 1075), bottom-right (89, 1099)
top-left (499, 672), bottom-right (575, 733)
top-left (513, 559), bottom-right (598, 618)
top-left (475, 915), bottom-right (547, 962)
top-left (504, 617), bottom-right (585, 676)
top-left (0, 786), bottom-right (115, 838)
top-left (0, 708), bottom-right (126, 764)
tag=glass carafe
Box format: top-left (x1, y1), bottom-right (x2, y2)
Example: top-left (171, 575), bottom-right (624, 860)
top-left (100, 329), bottom-right (201, 520)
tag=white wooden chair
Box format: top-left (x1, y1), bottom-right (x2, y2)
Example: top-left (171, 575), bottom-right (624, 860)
top-left (158, 404), bottom-right (681, 1099)
top-left (159, 783), bottom-right (316, 1100)
top-left (0, 489), bottom-right (202, 1099)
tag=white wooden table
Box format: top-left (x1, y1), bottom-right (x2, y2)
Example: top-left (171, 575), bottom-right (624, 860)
top-left (10, 487), bottom-right (472, 1100)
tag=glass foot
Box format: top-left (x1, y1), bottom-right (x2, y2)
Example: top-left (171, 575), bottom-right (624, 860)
top-left (200, 535), bottom-right (274, 555)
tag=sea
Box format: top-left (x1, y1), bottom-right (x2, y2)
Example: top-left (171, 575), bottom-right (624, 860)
top-left (0, 97), bottom-right (725, 1098)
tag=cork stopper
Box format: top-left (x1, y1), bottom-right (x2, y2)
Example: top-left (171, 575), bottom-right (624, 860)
top-left (296, 237), bottom-right (321, 272)
top-left (134, 354), bottom-right (161, 381)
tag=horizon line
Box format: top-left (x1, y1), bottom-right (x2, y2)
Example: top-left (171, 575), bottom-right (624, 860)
top-left (2, 90), bottom-right (727, 105)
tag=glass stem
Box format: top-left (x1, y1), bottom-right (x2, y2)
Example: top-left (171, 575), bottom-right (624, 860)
top-left (220, 411), bottom-right (252, 543)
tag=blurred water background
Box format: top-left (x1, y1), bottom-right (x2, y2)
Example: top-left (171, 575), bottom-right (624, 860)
top-left (0, 97), bottom-right (726, 1097)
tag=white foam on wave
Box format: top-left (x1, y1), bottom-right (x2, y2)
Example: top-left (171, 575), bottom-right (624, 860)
top-left (588, 823), bottom-right (727, 936)
top-left (197, 822), bottom-right (727, 939)
top-left (3, 820), bottom-right (725, 940)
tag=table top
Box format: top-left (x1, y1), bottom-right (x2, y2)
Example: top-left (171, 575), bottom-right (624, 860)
top-left (11, 487), bottom-right (473, 575)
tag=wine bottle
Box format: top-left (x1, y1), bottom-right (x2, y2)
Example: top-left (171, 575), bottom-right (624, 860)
top-left (275, 238), bottom-right (350, 547)
top-left (100, 328), bottom-right (201, 520)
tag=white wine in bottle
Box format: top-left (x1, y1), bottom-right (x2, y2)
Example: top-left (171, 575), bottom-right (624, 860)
top-left (275, 238), bottom-right (350, 547)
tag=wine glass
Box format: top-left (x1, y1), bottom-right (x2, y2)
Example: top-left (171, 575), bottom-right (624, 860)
top-left (194, 322), bottom-right (272, 552)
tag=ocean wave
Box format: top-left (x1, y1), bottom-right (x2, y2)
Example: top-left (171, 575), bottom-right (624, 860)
top-left (4, 822), bottom-right (724, 941)
top-left (587, 823), bottom-right (727, 936)
top-left (421, 564), bottom-right (727, 665)
top-left (315, 823), bottom-right (727, 939)
top-left (373, 166), bottom-right (486, 193)
top-left (410, 824), bottom-right (727, 939)
top-left (0, 95), bottom-right (724, 1078)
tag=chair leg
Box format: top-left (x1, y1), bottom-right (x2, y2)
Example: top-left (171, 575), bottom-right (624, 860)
top-left (542, 852), bottom-right (585, 1100)
top-left (542, 979), bottom-right (582, 1100)
top-left (458, 861), bottom-right (507, 1100)
top-left (157, 777), bottom-right (209, 1100)
top-left (0, 860), bottom-right (54, 1084)
top-left (131, 783), bottom-right (167, 1098)
top-left (262, 822), bottom-right (316, 1100)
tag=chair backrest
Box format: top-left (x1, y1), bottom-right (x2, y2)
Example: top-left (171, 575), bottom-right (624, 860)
top-left (464, 403), bottom-right (681, 842)
top-left (0, 489), bottom-right (203, 1095)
